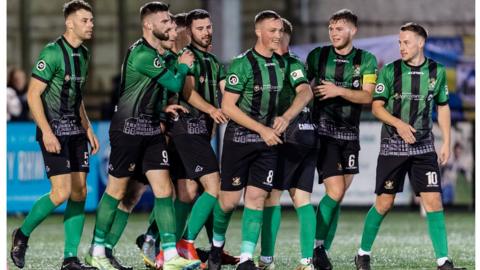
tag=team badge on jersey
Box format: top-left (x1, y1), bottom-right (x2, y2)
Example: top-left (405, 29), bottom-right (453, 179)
top-left (375, 83), bottom-right (385, 94)
top-left (290, 69), bottom-right (304, 81)
top-left (228, 74), bottom-right (239, 85)
top-left (352, 79), bottom-right (360, 88)
top-left (199, 76), bottom-right (205, 83)
top-left (153, 57), bottom-right (162, 68)
top-left (428, 78), bottom-right (436, 91)
top-left (353, 65), bottom-right (361, 77)
top-left (36, 60), bottom-right (46, 71)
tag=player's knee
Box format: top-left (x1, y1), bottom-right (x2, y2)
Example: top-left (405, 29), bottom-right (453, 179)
top-left (177, 190), bottom-right (196, 203)
top-left (421, 193), bottom-right (443, 212)
top-left (204, 184), bottom-right (220, 198)
top-left (70, 186), bottom-right (87, 201)
top-left (219, 199), bottom-right (237, 212)
top-left (375, 198), bottom-right (394, 214)
top-left (327, 188), bottom-right (345, 202)
top-left (50, 189), bottom-right (71, 205)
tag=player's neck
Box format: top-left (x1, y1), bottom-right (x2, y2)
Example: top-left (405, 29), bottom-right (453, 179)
top-left (254, 43), bottom-right (274, 58)
top-left (406, 53), bottom-right (426, 67)
top-left (274, 46), bottom-right (289, 55)
top-left (143, 32), bottom-right (163, 53)
top-left (62, 32), bottom-right (83, 48)
top-left (192, 42), bottom-right (208, 53)
top-left (333, 43), bottom-right (353, 56)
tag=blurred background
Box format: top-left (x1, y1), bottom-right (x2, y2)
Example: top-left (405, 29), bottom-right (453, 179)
top-left (7, 0), bottom-right (475, 214)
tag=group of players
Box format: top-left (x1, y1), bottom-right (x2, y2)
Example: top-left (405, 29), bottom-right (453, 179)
top-left (10, 1), bottom-right (466, 270)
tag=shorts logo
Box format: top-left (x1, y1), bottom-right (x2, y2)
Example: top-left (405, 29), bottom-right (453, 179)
top-left (108, 163), bottom-right (114, 171)
top-left (153, 57), bottom-right (162, 68)
top-left (195, 165), bottom-right (203, 173)
top-left (232, 177), bottom-right (241, 186)
top-left (290, 69), bottom-right (304, 80)
top-left (228, 74), bottom-right (239, 85)
top-left (128, 163), bottom-right (136, 172)
top-left (384, 180), bottom-right (394, 190)
top-left (337, 163), bottom-right (343, 171)
top-left (36, 60), bottom-right (46, 71)
top-left (375, 83), bottom-right (385, 94)
top-left (45, 166), bottom-right (50, 173)
top-left (66, 160), bottom-right (71, 169)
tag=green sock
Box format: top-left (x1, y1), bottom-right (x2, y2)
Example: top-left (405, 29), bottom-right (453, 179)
top-left (426, 211), bottom-right (449, 258)
top-left (174, 199), bottom-right (193, 242)
top-left (93, 193), bottom-right (120, 246)
top-left (296, 204), bottom-right (316, 259)
top-left (240, 207), bottom-right (263, 256)
top-left (185, 192), bottom-right (217, 241)
top-left (63, 200), bottom-right (86, 258)
top-left (360, 206), bottom-right (386, 252)
top-left (324, 206), bottom-right (340, 251)
top-left (260, 205), bottom-right (281, 257)
top-left (20, 193), bottom-right (57, 236)
top-left (212, 201), bottom-right (233, 245)
top-left (315, 194), bottom-right (339, 240)
top-left (205, 212), bottom-right (214, 243)
top-left (105, 208), bottom-right (130, 249)
top-left (155, 197), bottom-right (177, 251)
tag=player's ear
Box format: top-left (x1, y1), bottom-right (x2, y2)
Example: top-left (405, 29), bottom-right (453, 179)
top-left (254, 25), bottom-right (261, 39)
top-left (65, 17), bottom-right (73, 30)
top-left (418, 36), bottom-right (425, 49)
top-left (350, 25), bottom-right (357, 36)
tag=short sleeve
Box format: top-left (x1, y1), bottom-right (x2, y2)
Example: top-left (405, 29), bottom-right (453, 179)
top-left (362, 52), bottom-right (378, 85)
top-left (132, 50), bottom-right (168, 79)
top-left (286, 57), bottom-right (309, 89)
top-left (434, 66), bottom-right (449, 105)
top-left (31, 45), bottom-right (61, 83)
top-left (372, 65), bottom-right (393, 102)
top-left (224, 58), bottom-right (248, 94)
top-left (306, 48), bottom-right (319, 81)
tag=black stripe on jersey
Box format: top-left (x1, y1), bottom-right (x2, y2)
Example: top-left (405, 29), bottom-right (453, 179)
top-left (409, 65), bottom-right (421, 126)
top-left (333, 52), bottom-right (347, 121)
top-left (423, 59), bottom-right (438, 129)
top-left (72, 47), bottom-right (83, 118)
top-left (317, 46), bottom-right (330, 80)
top-left (392, 60), bottom-right (403, 119)
top-left (265, 57), bottom-right (279, 127)
top-left (204, 55), bottom-right (215, 106)
top-left (352, 49), bottom-right (363, 90)
top-left (56, 39), bottom-right (72, 115)
top-left (246, 51), bottom-right (263, 119)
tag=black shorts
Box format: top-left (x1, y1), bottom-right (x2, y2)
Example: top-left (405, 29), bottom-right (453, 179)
top-left (39, 134), bottom-right (89, 178)
top-left (375, 152), bottom-right (442, 196)
top-left (221, 141), bottom-right (278, 192)
top-left (273, 143), bottom-right (317, 193)
top-left (171, 134), bottom-right (219, 180)
top-left (108, 132), bottom-right (169, 178)
top-left (317, 135), bottom-right (360, 182)
top-left (168, 140), bottom-right (187, 181)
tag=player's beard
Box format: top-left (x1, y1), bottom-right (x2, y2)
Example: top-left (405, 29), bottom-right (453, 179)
top-left (192, 34), bottom-right (212, 49)
top-left (153, 29), bottom-right (169, 41)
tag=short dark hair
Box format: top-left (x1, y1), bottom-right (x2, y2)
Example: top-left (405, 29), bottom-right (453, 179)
top-left (186, 9), bottom-right (210, 27)
top-left (63, 0), bottom-right (92, 18)
top-left (254, 10), bottom-right (281, 25)
top-left (174, 12), bottom-right (188, 27)
top-left (400, 22), bottom-right (428, 40)
top-left (140, 1), bottom-right (170, 21)
top-left (282, 18), bottom-right (292, 36)
top-left (329, 9), bottom-right (357, 27)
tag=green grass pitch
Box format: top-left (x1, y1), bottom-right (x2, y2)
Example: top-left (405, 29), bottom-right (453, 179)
top-left (7, 209), bottom-right (474, 269)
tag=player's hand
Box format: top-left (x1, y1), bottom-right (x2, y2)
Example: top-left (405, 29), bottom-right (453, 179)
top-left (86, 127), bottom-right (100, 155)
top-left (208, 108), bottom-right (228, 124)
top-left (314, 80), bottom-right (343, 100)
top-left (165, 104), bottom-right (189, 118)
top-left (394, 120), bottom-right (416, 144)
top-left (179, 50), bottom-right (195, 68)
top-left (272, 116), bottom-right (289, 134)
top-left (160, 122), bottom-right (166, 133)
top-left (438, 143), bottom-right (450, 166)
top-left (42, 130), bottom-right (61, 154)
top-left (259, 126), bottom-right (282, 146)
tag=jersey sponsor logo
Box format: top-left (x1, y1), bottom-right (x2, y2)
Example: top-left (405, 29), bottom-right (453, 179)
top-left (232, 177), bottom-right (241, 186)
top-left (298, 123), bottom-right (315, 130)
top-left (153, 57), bottom-right (162, 68)
top-left (393, 93), bottom-right (425, 101)
top-left (375, 83), bottom-right (385, 94)
top-left (36, 60), bottom-right (46, 71)
top-left (408, 71), bottom-right (424, 75)
top-left (264, 63), bottom-right (276, 67)
top-left (228, 74), bottom-right (239, 85)
top-left (334, 58), bottom-right (349, 63)
top-left (290, 69), bottom-right (305, 81)
top-left (384, 180), bottom-right (395, 190)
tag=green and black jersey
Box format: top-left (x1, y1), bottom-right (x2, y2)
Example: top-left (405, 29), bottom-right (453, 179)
top-left (171, 44), bottom-right (226, 136)
top-left (306, 45), bottom-right (377, 140)
top-left (31, 36), bottom-right (90, 138)
top-left (110, 38), bottom-right (189, 136)
top-left (373, 58), bottom-right (449, 156)
top-left (278, 50), bottom-right (310, 115)
top-left (158, 49), bottom-right (179, 122)
top-left (223, 48), bottom-right (304, 143)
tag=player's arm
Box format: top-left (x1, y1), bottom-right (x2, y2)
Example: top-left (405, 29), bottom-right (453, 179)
top-left (315, 81), bottom-right (375, 104)
top-left (79, 100), bottom-right (99, 154)
top-left (27, 78), bottom-right (61, 153)
top-left (279, 83), bottom-right (313, 130)
top-left (222, 92), bottom-right (282, 146)
top-left (437, 104), bottom-right (451, 165)
top-left (183, 75), bottom-right (227, 123)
